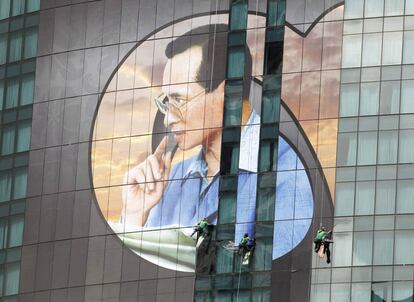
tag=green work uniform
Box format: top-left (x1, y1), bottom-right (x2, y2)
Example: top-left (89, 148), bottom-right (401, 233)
top-left (315, 230), bottom-right (327, 241)
top-left (198, 220), bottom-right (208, 230)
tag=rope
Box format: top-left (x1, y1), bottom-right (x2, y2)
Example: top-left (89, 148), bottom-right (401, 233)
top-left (236, 253), bottom-right (243, 302)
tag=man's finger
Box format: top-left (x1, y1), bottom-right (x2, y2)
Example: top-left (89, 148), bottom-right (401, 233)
top-left (144, 160), bottom-right (155, 191)
top-left (148, 155), bottom-right (162, 180)
top-left (153, 136), bottom-right (168, 160)
top-left (162, 151), bottom-right (173, 179)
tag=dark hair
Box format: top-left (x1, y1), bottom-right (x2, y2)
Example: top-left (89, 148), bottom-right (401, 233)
top-left (165, 24), bottom-right (252, 100)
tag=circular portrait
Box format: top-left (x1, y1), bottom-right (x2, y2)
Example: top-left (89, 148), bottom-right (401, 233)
top-left (91, 14), bottom-right (313, 272)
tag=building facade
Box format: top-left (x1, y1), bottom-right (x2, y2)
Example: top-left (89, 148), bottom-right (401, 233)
top-left (0, 0), bottom-right (413, 301)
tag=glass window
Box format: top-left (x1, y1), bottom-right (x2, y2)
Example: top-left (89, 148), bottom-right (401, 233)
top-left (330, 283), bottom-right (351, 302)
top-left (362, 33), bottom-right (382, 66)
top-left (365, 0), bottom-right (384, 17)
top-left (13, 168), bottom-right (27, 200)
top-left (382, 32), bottom-right (403, 65)
top-left (216, 246), bottom-right (234, 273)
top-left (218, 192), bottom-right (236, 224)
top-left (353, 231), bottom-right (373, 266)
top-left (380, 81), bottom-right (400, 114)
top-left (333, 232), bottom-right (353, 266)
top-left (0, 80), bottom-right (4, 110)
top-left (407, 1), bottom-right (414, 14)
top-left (8, 215), bottom-right (23, 247)
top-left (397, 179), bottom-right (414, 213)
top-left (404, 31), bottom-right (414, 64)
top-left (227, 47), bottom-right (245, 78)
top-left (8, 32), bottom-right (23, 62)
top-left (401, 80), bottom-right (414, 113)
top-left (378, 130), bottom-right (398, 164)
top-left (223, 95), bottom-right (242, 126)
top-left (344, 0), bottom-right (364, 19)
top-left (261, 92), bottom-right (280, 124)
top-left (351, 283), bottom-right (371, 302)
top-left (229, 0), bottom-right (248, 30)
top-left (337, 133), bottom-right (357, 166)
top-left (20, 75), bottom-right (34, 106)
top-left (360, 82), bottom-right (380, 115)
top-left (267, 0), bottom-right (285, 27)
top-left (399, 130), bottom-right (414, 163)
top-left (357, 131), bottom-right (377, 165)
top-left (0, 172), bottom-right (12, 202)
top-left (384, 0), bottom-right (404, 16)
top-left (312, 284), bottom-right (330, 302)
top-left (0, 0), bottom-right (10, 20)
top-left (372, 282), bottom-right (392, 301)
top-left (26, 0), bottom-right (40, 13)
top-left (0, 34), bottom-right (7, 65)
top-left (23, 28), bottom-right (38, 59)
top-left (335, 182), bottom-right (355, 216)
top-left (393, 282), bottom-right (414, 302)
top-left (375, 180), bottom-right (396, 214)
top-left (16, 121), bottom-right (31, 152)
top-left (1, 125), bottom-right (15, 155)
top-left (342, 35), bottom-right (362, 67)
top-left (5, 78), bottom-right (19, 109)
top-left (355, 182), bottom-right (375, 215)
top-left (395, 231), bottom-right (414, 264)
top-left (11, 0), bottom-right (24, 16)
top-left (373, 231), bottom-right (394, 265)
top-left (340, 84), bottom-right (359, 117)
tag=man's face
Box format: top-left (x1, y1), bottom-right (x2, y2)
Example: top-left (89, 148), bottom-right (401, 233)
top-left (161, 46), bottom-right (224, 150)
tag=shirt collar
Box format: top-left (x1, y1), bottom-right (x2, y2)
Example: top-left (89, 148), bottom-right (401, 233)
top-left (183, 110), bottom-right (260, 179)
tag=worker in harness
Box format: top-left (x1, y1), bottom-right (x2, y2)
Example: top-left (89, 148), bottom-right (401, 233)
top-left (238, 233), bottom-right (251, 255)
top-left (191, 217), bottom-right (209, 239)
top-left (314, 226), bottom-right (332, 264)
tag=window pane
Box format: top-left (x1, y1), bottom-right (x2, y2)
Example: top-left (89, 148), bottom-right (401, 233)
top-left (335, 182), bottom-right (355, 216)
top-left (227, 47), bottom-right (245, 78)
top-left (230, 0), bottom-right (248, 30)
top-left (393, 282), bottom-right (413, 302)
top-left (372, 282), bottom-right (392, 301)
top-left (382, 32), bottom-right (403, 65)
top-left (0, 34), bottom-right (7, 65)
top-left (360, 82), bottom-right (379, 115)
top-left (380, 81), bottom-right (400, 114)
top-left (216, 246), bottom-right (234, 273)
top-left (312, 284), bottom-right (330, 302)
top-left (353, 232), bottom-right (373, 266)
top-left (23, 29), bottom-right (38, 59)
top-left (351, 283), bottom-right (371, 302)
top-left (397, 179), bottom-right (414, 213)
top-left (16, 121), bottom-right (31, 152)
top-left (13, 169), bottom-right (27, 200)
top-left (357, 132), bottom-right (377, 165)
top-left (331, 283), bottom-right (351, 302)
top-left (1, 125), bottom-right (15, 155)
top-left (378, 130), bottom-right (398, 164)
top-left (340, 84), bottom-right (359, 117)
top-left (364, 0), bottom-right (384, 17)
top-left (5, 78), bottom-right (19, 109)
top-left (8, 32), bottom-right (22, 62)
top-left (333, 232), bottom-right (352, 266)
top-left (403, 31), bottom-right (414, 64)
top-left (342, 35), bottom-right (362, 67)
top-left (395, 231), bottom-right (414, 264)
top-left (376, 180), bottom-right (396, 214)
top-left (384, 0), bottom-right (404, 16)
top-left (337, 133), bottom-right (357, 166)
top-left (0, 0), bottom-right (10, 20)
top-left (401, 80), bottom-right (414, 113)
top-left (11, 0), bottom-right (24, 16)
top-left (26, 0), bottom-right (40, 13)
top-left (0, 172), bottom-right (12, 202)
top-left (362, 33), bottom-right (382, 66)
top-left (4, 263), bottom-right (19, 296)
top-left (218, 192), bottom-right (236, 224)
top-left (344, 0), bottom-right (364, 19)
top-left (407, 1), bottom-right (414, 14)
top-left (0, 80), bottom-right (4, 110)
top-left (223, 95), bottom-right (242, 126)
top-left (8, 216), bottom-right (24, 247)
top-left (373, 231), bottom-right (394, 265)
top-left (399, 130), bottom-right (414, 163)
top-left (20, 75), bottom-right (34, 105)
top-left (355, 182), bottom-right (375, 215)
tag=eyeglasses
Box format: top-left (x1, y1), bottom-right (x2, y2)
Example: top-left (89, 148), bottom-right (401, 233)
top-left (154, 89), bottom-right (206, 117)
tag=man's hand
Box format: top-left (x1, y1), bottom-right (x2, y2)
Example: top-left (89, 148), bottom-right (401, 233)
top-left (122, 137), bottom-right (172, 227)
